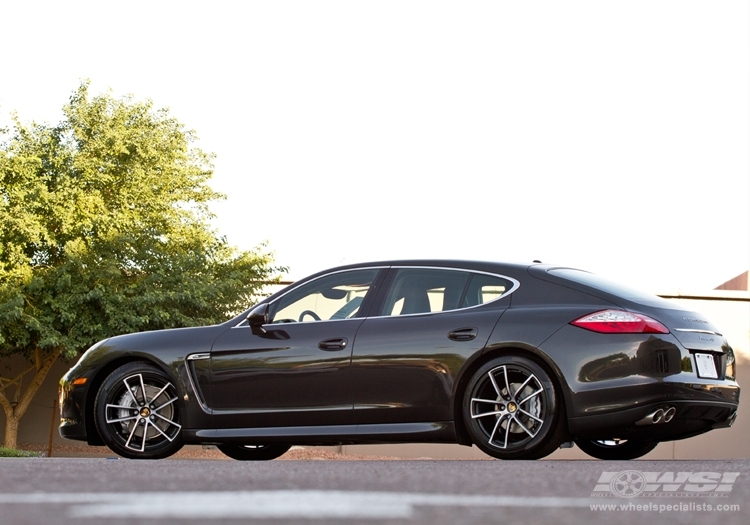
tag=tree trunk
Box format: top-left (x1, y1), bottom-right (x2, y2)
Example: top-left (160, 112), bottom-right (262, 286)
top-left (3, 415), bottom-right (19, 449)
top-left (0, 347), bottom-right (61, 449)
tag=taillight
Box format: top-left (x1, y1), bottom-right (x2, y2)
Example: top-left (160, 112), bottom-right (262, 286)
top-left (571, 309), bottom-right (669, 334)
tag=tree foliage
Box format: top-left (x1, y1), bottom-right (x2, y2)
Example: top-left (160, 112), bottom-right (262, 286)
top-left (0, 82), bottom-right (283, 446)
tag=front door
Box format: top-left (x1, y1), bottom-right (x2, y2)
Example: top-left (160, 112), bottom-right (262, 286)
top-left (209, 268), bottom-right (383, 429)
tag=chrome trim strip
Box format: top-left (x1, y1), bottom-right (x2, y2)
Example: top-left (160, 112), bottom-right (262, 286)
top-left (233, 266), bottom-right (389, 328)
top-left (187, 353), bottom-right (211, 360)
top-left (367, 266), bottom-right (520, 320)
top-left (184, 357), bottom-right (212, 414)
top-left (212, 404), bottom-right (353, 415)
top-left (674, 328), bottom-right (723, 336)
top-left (233, 317), bottom-right (368, 329)
top-left (192, 421), bottom-right (453, 440)
top-left (235, 265), bottom-right (521, 327)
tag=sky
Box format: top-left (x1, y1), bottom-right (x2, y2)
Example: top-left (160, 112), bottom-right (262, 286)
top-left (1, 1), bottom-right (748, 292)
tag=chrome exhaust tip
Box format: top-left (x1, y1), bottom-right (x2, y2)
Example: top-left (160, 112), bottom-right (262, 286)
top-left (635, 406), bottom-right (676, 425)
top-left (636, 408), bottom-right (664, 426)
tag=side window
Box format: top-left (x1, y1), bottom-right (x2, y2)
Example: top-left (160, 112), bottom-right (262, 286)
top-left (381, 269), bottom-right (471, 316)
top-left (461, 273), bottom-right (513, 308)
top-left (270, 269), bottom-right (379, 323)
top-left (380, 268), bottom-right (515, 316)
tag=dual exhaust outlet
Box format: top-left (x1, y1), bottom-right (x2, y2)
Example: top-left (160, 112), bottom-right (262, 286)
top-left (636, 406), bottom-right (676, 426)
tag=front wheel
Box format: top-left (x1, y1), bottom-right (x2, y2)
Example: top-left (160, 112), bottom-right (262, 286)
top-left (574, 439), bottom-right (658, 460)
top-left (94, 361), bottom-right (184, 459)
top-left (217, 444), bottom-right (292, 461)
top-left (463, 355), bottom-right (565, 460)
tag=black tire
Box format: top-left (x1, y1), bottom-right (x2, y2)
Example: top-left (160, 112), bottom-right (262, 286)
top-left (463, 355), bottom-right (565, 460)
top-left (94, 361), bottom-right (184, 459)
top-left (574, 439), bottom-right (658, 460)
top-left (217, 444), bottom-right (292, 461)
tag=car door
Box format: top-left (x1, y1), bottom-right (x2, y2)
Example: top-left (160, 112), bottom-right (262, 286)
top-left (208, 267), bottom-right (384, 429)
top-left (350, 267), bottom-right (515, 425)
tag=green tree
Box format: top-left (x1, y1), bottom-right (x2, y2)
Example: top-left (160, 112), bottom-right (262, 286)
top-left (0, 83), bottom-right (284, 448)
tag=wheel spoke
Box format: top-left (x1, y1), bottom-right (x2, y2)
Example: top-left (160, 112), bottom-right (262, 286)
top-left (488, 414), bottom-right (505, 447)
top-left (502, 417), bottom-right (511, 448)
top-left (513, 414), bottom-right (539, 438)
top-left (148, 420), bottom-right (177, 442)
top-left (513, 374), bottom-right (536, 399)
top-left (472, 410), bottom-right (504, 419)
top-left (138, 374), bottom-right (147, 406)
top-left (518, 387), bottom-right (543, 406)
top-left (153, 395), bottom-right (178, 412)
top-left (518, 407), bottom-right (543, 424)
top-left (488, 368), bottom-right (503, 398)
top-left (140, 419), bottom-right (148, 451)
top-left (106, 412), bottom-right (139, 424)
top-left (153, 411), bottom-right (182, 432)
top-left (502, 366), bottom-right (511, 398)
top-left (124, 418), bottom-right (140, 451)
top-left (150, 383), bottom-right (171, 405)
top-left (471, 397), bottom-right (505, 419)
top-left (106, 403), bottom-right (138, 411)
top-left (123, 377), bottom-right (139, 406)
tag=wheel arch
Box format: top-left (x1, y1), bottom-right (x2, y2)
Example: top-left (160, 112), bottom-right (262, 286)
top-left (451, 343), bottom-right (572, 446)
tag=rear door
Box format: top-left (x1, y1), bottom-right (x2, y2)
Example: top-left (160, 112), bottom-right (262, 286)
top-left (350, 267), bottom-right (516, 424)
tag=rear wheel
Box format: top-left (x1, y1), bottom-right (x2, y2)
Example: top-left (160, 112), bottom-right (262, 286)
top-left (463, 355), bottom-right (564, 460)
top-left (575, 438), bottom-right (658, 460)
top-left (217, 444), bottom-right (292, 461)
top-left (95, 362), bottom-right (184, 459)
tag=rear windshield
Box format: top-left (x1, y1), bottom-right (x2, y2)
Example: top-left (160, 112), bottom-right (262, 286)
top-left (548, 268), bottom-right (678, 309)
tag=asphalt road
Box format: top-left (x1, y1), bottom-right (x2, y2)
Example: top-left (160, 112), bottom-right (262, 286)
top-left (0, 458), bottom-right (748, 525)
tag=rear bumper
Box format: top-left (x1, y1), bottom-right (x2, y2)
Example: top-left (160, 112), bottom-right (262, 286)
top-left (568, 381), bottom-right (739, 441)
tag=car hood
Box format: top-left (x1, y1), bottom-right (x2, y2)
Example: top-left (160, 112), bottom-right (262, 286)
top-left (83, 325), bottom-right (228, 365)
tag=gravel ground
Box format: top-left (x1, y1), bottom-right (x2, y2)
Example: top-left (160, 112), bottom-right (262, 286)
top-left (18, 443), bottom-right (404, 460)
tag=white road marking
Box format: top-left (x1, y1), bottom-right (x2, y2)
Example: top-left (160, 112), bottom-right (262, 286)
top-left (0, 490), bottom-right (607, 519)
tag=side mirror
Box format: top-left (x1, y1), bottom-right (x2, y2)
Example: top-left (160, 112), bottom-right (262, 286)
top-left (246, 303), bottom-right (269, 335)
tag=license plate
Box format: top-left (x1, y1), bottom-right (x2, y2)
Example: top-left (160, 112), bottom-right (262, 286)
top-left (695, 353), bottom-right (718, 379)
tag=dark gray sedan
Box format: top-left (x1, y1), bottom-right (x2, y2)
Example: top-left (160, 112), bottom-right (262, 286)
top-left (59, 260), bottom-right (739, 460)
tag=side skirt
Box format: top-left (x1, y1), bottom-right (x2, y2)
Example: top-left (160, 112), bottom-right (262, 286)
top-left (183, 421), bottom-right (457, 446)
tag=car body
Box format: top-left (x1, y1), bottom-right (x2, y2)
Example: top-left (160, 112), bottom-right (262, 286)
top-left (59, 260), bottom-right (740, 460)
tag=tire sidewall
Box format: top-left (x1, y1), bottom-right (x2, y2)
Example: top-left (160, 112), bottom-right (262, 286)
top-left (463, 355), bottom-right (560, 459)
top-left (94, 361), bottom-right (184, 459)
top-left (217, 444), bottom-right (292, 461)
top-left (574, 439), bottom-right (658, 460)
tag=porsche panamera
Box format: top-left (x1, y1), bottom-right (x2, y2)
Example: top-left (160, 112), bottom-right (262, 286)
top-left (59, 260), bottom-right (740, 460)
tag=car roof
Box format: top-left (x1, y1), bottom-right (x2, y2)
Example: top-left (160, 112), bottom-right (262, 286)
top-left (304, 259), bottom-right (538, 276)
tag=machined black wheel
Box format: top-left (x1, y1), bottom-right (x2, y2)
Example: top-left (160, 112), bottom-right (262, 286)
top-left (463, 355), bottom-right (564, 460)
top-left (95, 362), bottom-right (184, 459)
top-left (217, 443), bottom-right (292, 461)
top-left (574, 438), bottom-right (658, 460)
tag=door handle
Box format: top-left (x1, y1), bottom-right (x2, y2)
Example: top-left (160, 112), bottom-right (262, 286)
top-left (318, 337), bottom-right (348, 351)
top-left (448, 328), bottom-right (477, 342)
